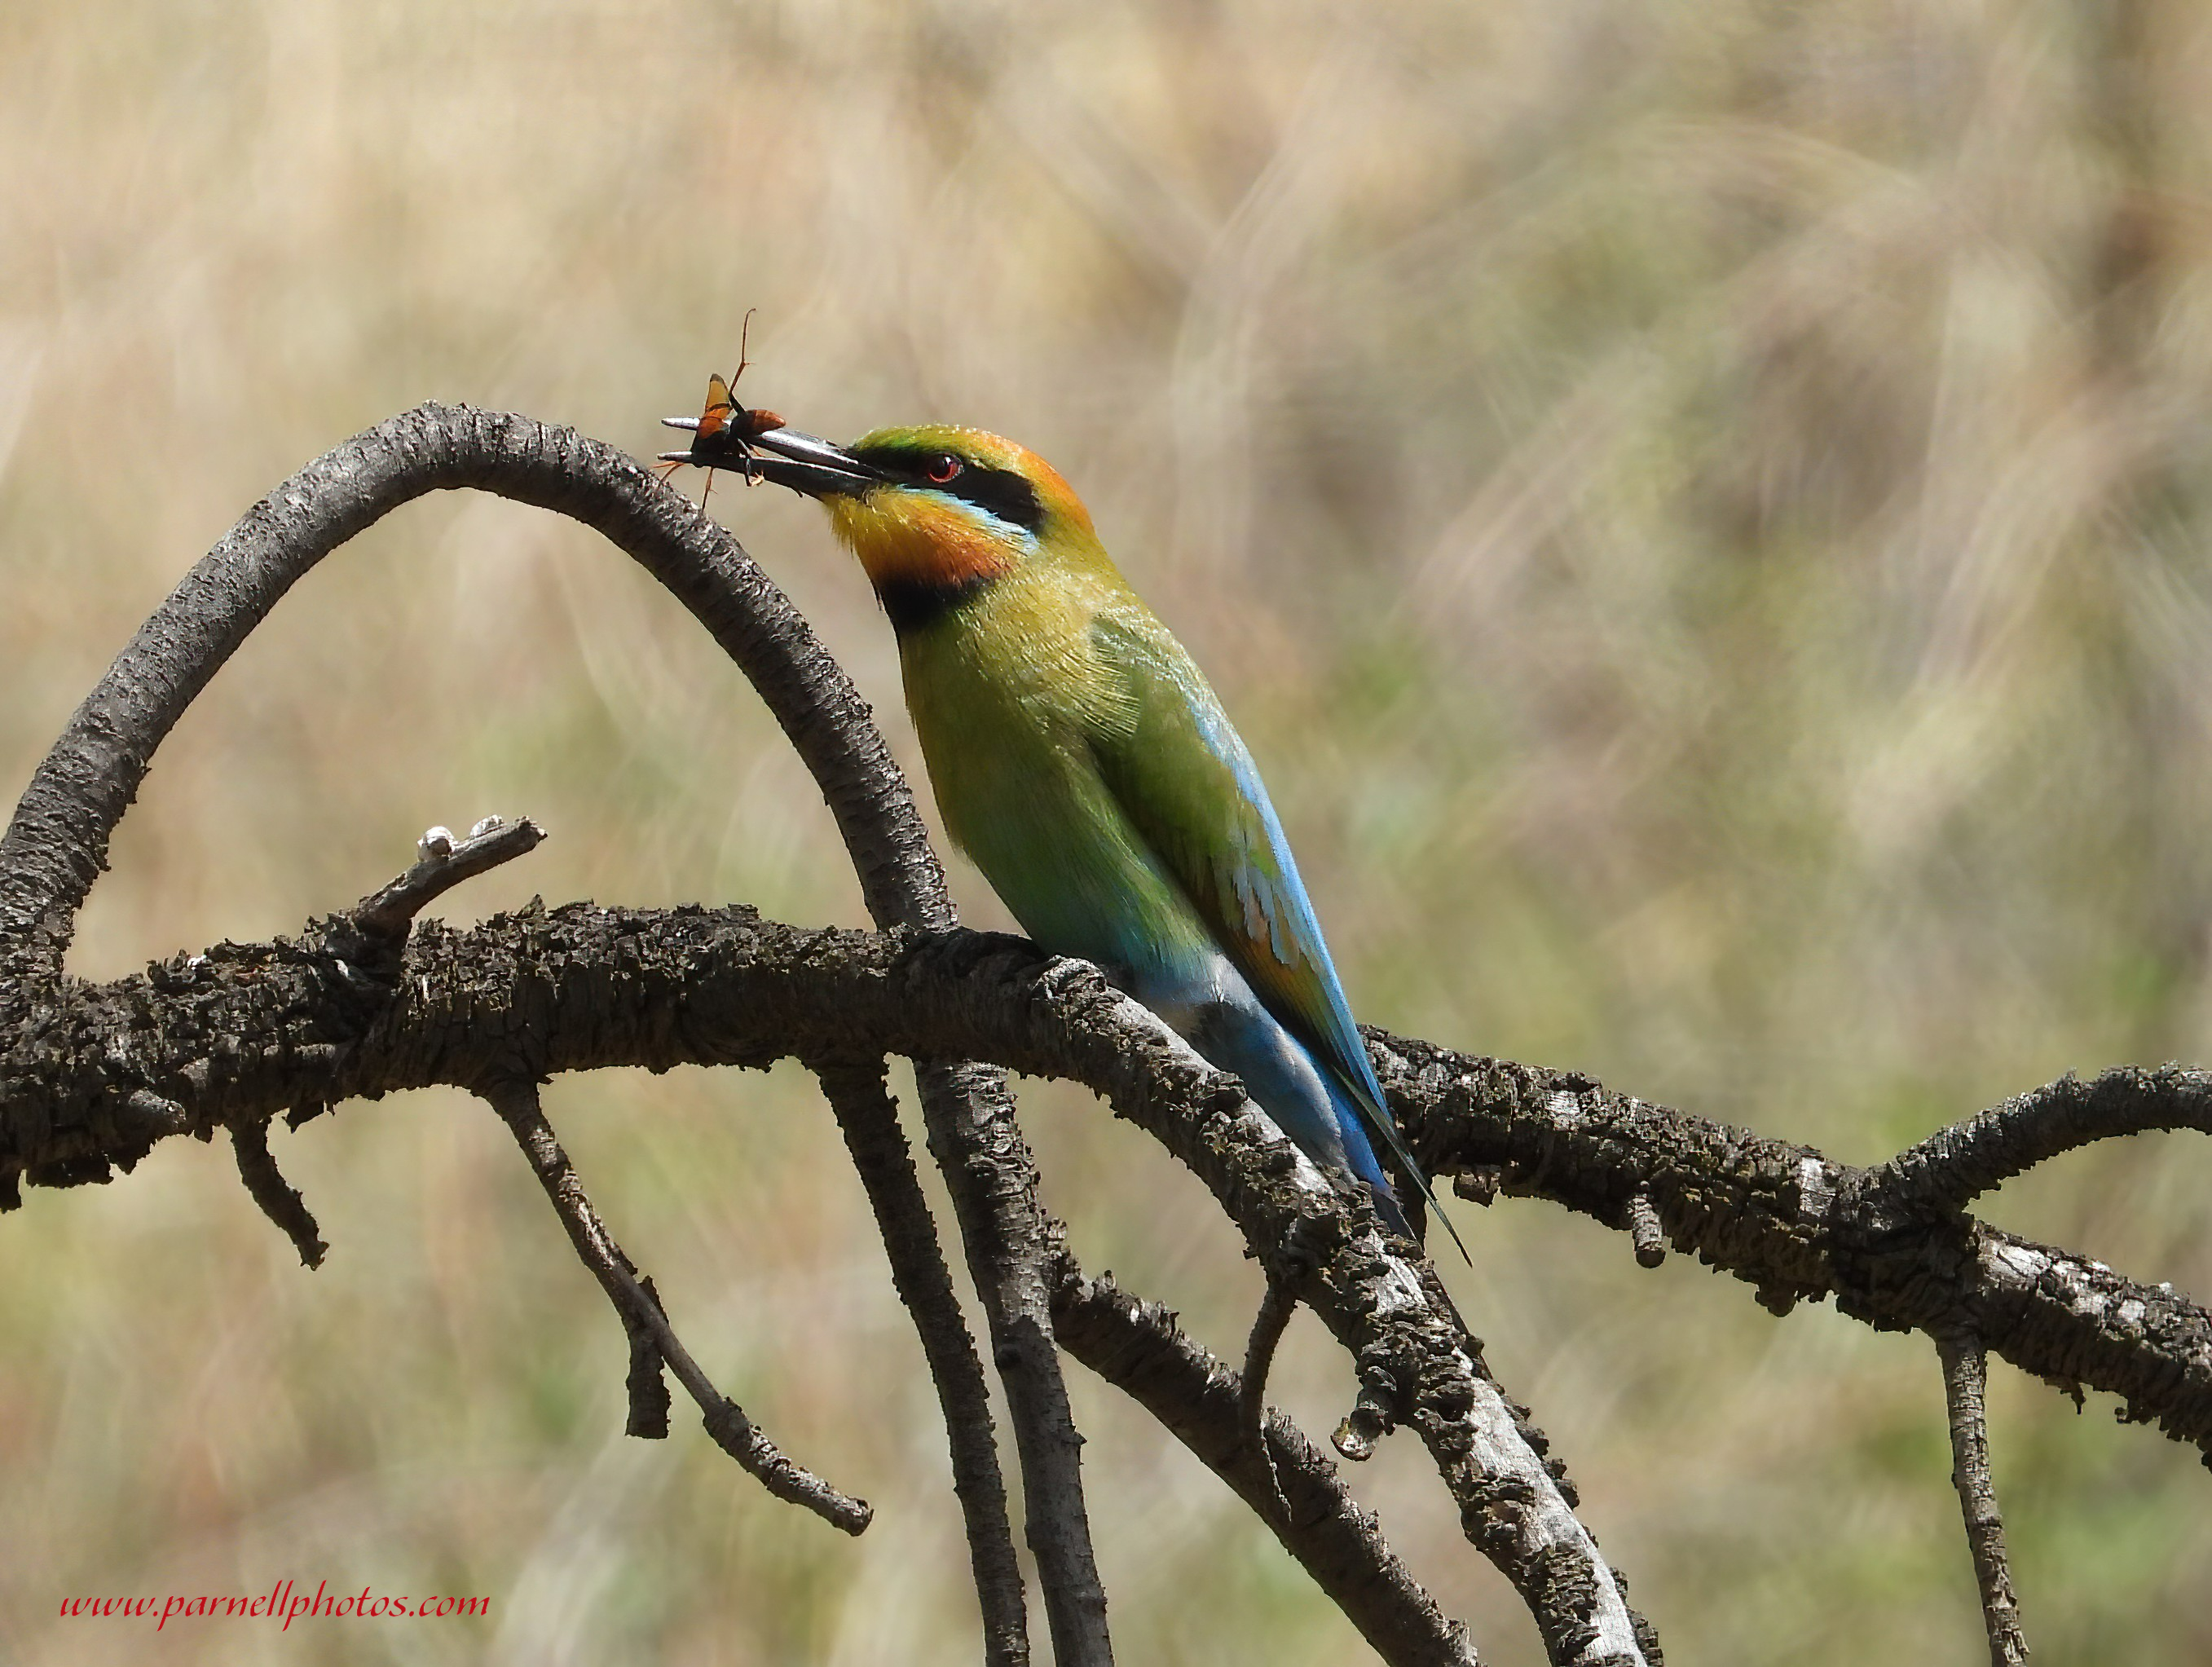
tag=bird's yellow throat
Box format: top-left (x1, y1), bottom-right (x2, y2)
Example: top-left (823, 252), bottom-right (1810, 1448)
top-left (826, 491), bottom-right (1020, 598)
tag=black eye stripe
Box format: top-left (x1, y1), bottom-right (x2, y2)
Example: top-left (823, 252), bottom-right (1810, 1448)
top-left (850, 443), bottom-right (1047, 535)
top-left (950, 465), bottom-right (1045, 533)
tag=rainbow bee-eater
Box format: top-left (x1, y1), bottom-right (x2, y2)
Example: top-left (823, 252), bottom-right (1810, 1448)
top-left (663, 408), bottom-right (1461, 1258)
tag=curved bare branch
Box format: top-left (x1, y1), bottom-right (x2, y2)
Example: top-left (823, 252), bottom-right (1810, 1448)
top-left (0, 404), bottom-right (943, 973)
top-left (0, 404), bottom-right (1057, 1658)
top-left (1873, 1065), bottom-right (2212, 1215)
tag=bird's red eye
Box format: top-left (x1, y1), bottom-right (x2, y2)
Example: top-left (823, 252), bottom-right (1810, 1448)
top-left (924, 453), bottom-right (963, 484)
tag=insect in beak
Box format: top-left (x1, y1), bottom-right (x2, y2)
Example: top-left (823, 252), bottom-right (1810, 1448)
top-left (655, 308), bottom-right (788, 509)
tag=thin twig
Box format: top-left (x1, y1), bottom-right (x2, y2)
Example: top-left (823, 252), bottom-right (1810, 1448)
top-left (227, 814), bottom-right (550, 1277)
top-left (1936, 1330), bottom-right (2029, 1665)
top-left (1240, 1277), bottom-right (1298, 1519)
top-left (809, 1058), bottom-right (1033, 1656)
top-left (229, 1114), bottom-right (327, 1268)
top-left (351, 816), bottom-right (546, 939)
top-left (479, 1078), bottom-right (871, 1535)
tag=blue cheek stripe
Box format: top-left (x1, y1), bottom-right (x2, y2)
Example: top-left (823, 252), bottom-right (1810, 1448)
top-left (923, 490), bottom-right (1041, 557)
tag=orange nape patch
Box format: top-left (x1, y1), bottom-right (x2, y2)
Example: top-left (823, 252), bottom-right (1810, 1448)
top-left (983, 440), bottom-right (1092, 536)
top-left (826, 490), bottom-right (1022, 593)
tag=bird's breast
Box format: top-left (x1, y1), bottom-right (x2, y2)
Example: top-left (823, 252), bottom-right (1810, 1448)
top-left (896, 578), bottom-right (1205, 977)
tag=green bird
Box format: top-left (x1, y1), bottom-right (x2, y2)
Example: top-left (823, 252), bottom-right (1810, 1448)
top-left (665, 407), bottom-right (1459, 1256)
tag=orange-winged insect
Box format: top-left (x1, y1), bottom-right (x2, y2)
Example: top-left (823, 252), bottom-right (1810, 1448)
top-left (658, 310), bottom-right (787, 509)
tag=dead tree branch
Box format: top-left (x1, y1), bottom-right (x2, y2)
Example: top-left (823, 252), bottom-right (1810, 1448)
top-left (1875, 1068), bottom-right (2212, 1215)
top-left (1935, 1331), bottom-right (2029, 1666)
top-left (1385, 1041), bottom-right (2212, 1458)
top-left (807, 1057), bottom-right (1032, 1650)
top-left (11, 405), bottom-right (2210, 1658)
top-left (227, 1111), bottom-right (328, 1269)
top-left (0, 404), bottom-right (1090, 1667)
top-left (0, 892), bottom-right (1651, 1662)
top-left (1051, 1270), bottom-right (1482, 1667)
top-left (353, 816), bottom-right (547, 940)
top-left (10, 904), bottom-right (2205, 1477)
top-left (483, 1075), bottom-right (873, 1535)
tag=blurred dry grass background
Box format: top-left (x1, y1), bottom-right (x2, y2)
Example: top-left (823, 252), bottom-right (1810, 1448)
top-left (4, 0), bottom-right (2212, 1660)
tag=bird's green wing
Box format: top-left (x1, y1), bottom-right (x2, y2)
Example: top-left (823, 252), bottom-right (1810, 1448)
top-left (1083, 610), bottom-right (1447, 1218)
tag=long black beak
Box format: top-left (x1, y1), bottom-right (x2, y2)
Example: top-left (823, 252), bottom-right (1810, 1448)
top-left (656, 421), bottom-right (881, 499)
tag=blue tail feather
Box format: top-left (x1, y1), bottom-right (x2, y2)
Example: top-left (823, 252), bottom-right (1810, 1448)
top-left (1166, 977), bottom-right (1421, 1239)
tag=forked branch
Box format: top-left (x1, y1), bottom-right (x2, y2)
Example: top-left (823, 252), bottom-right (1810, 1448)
top-left (483, 1075), bottom-right (872, 1535)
